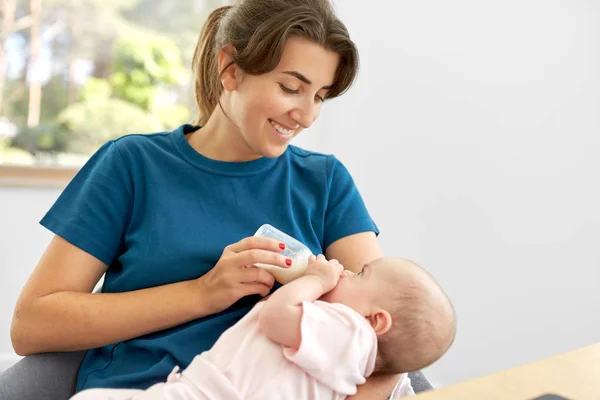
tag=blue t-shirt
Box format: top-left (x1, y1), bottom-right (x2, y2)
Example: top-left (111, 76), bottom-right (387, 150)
top-left (40, 124), bottom-right (379, 391)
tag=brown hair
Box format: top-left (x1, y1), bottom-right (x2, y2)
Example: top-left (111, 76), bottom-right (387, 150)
top-left (373, 260), bottom-right (457, 375)
top-left (191, 0), bottom-right (359, 125)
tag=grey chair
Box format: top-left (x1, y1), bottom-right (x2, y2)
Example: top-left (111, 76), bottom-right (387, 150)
top-left (0, 351), bottom-right (433, 399)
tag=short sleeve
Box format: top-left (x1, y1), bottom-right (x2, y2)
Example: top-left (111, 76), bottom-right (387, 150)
top-left (323, 156), bottom-right (379, 250)
top-left (40, 141), bottom-right (133, 266)
top-left (283, 301), bottom-right (377, 395)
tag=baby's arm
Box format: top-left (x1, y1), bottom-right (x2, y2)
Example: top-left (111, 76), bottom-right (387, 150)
top-left (258, 255), bottom-right (342, 349)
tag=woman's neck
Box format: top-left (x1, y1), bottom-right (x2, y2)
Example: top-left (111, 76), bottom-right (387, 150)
top-left (187, 109), bottom-right (262, 162)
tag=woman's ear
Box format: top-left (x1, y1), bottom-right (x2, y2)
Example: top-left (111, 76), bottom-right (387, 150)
top-left (366, 308), bottom-right (392, 336)
top-left (218, 44), bottom-right (239, 91)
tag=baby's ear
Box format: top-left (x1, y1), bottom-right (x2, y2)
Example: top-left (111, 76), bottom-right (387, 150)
top-left (366, 308), bottom-right (392, 336)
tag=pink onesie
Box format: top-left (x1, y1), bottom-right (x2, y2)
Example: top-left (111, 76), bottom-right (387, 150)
top-left (72, 300), bottom-right (378, 400)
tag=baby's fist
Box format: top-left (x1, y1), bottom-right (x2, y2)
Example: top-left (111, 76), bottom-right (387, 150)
top-left (306, 254), bottom-right (343, 293)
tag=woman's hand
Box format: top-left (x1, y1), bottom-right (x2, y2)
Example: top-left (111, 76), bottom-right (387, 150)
top-left (304, 254), bottom-right (343, 293)
top-left (197, 236), bottom-right (292, 314)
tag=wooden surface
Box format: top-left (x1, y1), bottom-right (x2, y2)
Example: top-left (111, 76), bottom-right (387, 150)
top-left (0, 165), bottom-right (76, 188)
top-left (415, 343), bottom-right (600, 400)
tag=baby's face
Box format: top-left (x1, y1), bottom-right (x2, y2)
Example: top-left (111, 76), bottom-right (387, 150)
top-left (319, 258), bottom-right (393, 315)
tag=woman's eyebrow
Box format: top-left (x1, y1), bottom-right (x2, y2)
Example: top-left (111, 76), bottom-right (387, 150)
top-left (282, 71), bottom-right (334, 90)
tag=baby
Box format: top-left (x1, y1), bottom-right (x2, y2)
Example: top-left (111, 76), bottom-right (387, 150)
top-left (72, 256), bottom-right (456, 400)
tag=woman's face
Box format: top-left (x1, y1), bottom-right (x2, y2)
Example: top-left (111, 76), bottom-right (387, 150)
top-left (222, 36), bottom-right (340, 158)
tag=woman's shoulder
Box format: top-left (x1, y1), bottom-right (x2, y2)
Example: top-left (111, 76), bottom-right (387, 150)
top-left (102, 126), bottom-right (188, 165)
top-left (287, 145), bottom-right (340, 169)
top-left (287, 145), bottom-right (350, 177)
top-left (111, 129), bottom-right (172, 153)
top-left (288, 145), bottom-right (331, 160)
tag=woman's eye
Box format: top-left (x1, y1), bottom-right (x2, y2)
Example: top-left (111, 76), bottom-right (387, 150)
top-left (279, 84), bottom-right (299, 94)
top-left (280, 84), bottom-right (324, 103)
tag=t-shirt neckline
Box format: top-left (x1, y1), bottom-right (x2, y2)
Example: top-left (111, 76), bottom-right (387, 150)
top-left (171, 124), bottom-right (280, 176)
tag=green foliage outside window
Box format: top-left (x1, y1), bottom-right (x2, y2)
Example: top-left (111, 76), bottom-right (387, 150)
top-left (0, 0), bottom-right (223, 167)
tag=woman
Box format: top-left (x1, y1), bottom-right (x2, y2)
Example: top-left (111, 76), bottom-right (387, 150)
top-left (6, 0), bottom-right (432, 398)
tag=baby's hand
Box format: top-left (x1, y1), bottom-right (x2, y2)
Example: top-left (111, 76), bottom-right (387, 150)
top-left (305, 254), bottom-right (344, 293)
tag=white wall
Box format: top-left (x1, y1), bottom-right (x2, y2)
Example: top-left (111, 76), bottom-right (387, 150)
top-left (313, 0), bottom-right (600, 387)
top-left (1, 0), bottom-right (600, 388)
top-left (0, 187), bottom-right (59, 371)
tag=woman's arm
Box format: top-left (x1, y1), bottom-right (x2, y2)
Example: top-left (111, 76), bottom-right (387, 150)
top-left (349, 374), bottom-right (402, 399)
top-left (11, 236), bottom-right (214, 355)
top-left (325, 231), bottom-right (383, 273)
top-left (11, 235), bottom-right (287, 356)
top-left (326, 231), bottom-right (400, 400)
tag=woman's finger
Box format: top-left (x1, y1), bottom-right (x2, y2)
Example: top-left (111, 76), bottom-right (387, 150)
top-left (227, 236), bottom-right (285, 254)
top-left (234, 249), bottom-right (292, 269)
top-left (239, 266), bottom-right (275, 288)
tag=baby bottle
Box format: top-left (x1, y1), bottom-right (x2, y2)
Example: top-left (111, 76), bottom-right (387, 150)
top-left (253, 224), bottom-right (313, 284)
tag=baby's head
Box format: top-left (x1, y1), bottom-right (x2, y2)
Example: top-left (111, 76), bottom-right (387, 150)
top-left (320, 257), bottom-right (456, 375)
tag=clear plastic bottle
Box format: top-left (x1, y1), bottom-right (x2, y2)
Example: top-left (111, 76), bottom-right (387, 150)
top-left (253, 224), bottom-right (314, 284)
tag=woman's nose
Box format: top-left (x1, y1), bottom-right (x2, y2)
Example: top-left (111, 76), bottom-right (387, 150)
top-left (290, 98), bottom-right (317, 129)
